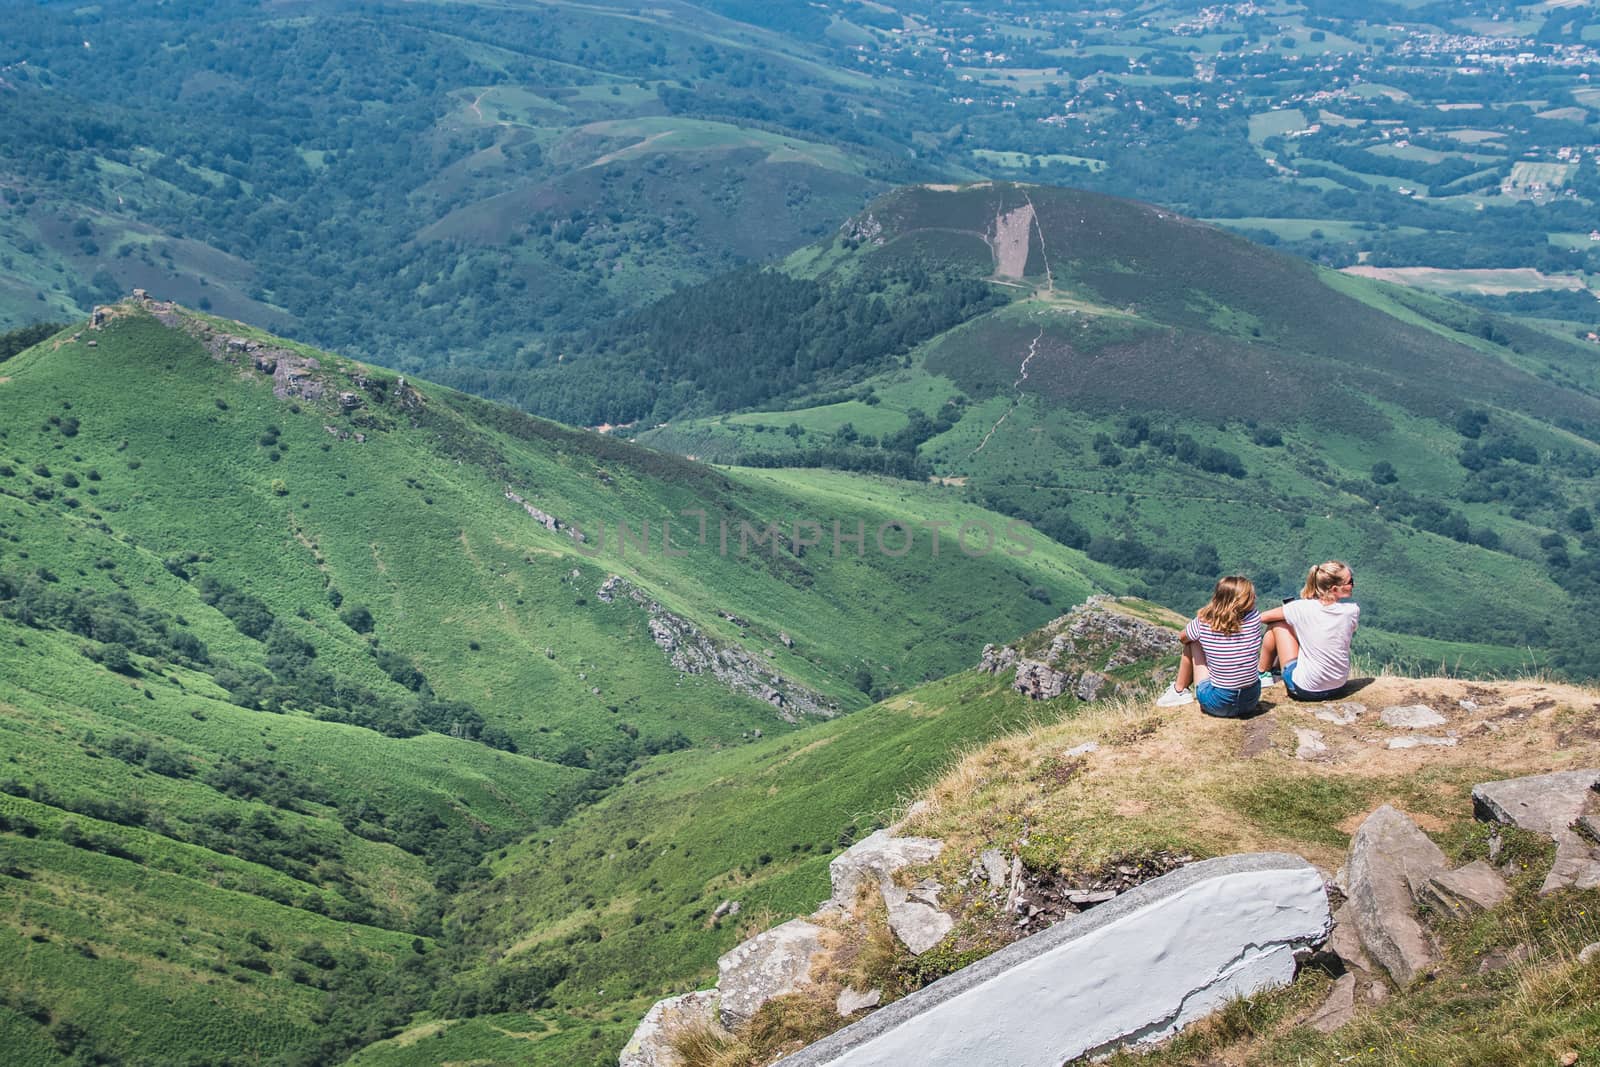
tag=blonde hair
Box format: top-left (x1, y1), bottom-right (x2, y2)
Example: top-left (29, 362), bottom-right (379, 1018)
top-left (1197, 575), bottom-right (1257, 635)
top-left (1301, 560), bottom-right (1352, 603)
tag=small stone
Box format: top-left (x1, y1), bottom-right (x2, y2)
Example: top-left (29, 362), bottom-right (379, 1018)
top-left (1295, 728), bottom-right (1329, 761)
top-left (1387, 735), bottom-right (1457, 750)
top-left (1560, 1052), bottom-right (1579, 1067)
top-left (1367, 982), bottom-right (1389, 1004)
top-left (1459, 699), bottom-right (1480, 712)
top-left (1578, 942), bottom-right (1600, 965)
top-left (979, 849), bottom-right (1009, 890)
top-left (836, 987), bottom-right (881, 1016)
top-left (1381, 705), bottom-right (1448, 729)
top-left (1066, 889), bottom-right (1116, 905)
top-left (1315, 704), bottom-right (1361, 726)
top-left (1064, 741), bottom-right (1099, 758)
top-left (1477, 942), bottom-right (1533, 974)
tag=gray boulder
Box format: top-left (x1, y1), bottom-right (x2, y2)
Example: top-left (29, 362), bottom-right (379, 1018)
top-left (829, 830), bottom-right (944, 907)
top-left (1472, 769), bottom-right (1600, 895)
top-left (619, 989), bottom-right (720, 1067)
top-left (1344, 805), bottom-right (1447, 985)
top-left (1075, 671), bottom-right (1110, 702)
top-left (1386, 735), bottom-right (1456, 750)
top-left (717, 919), bottom-right (826, 1027)
top-left (1012, 659), bottom-right (1070, 700)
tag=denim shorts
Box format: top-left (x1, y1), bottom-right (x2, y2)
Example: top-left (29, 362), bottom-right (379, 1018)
top-left (1197, 679), bottom-right (1261, 718)
top-left (1283, 659), bottom-right (1344, 702)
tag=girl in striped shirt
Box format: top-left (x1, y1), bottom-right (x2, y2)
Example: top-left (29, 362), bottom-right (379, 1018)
top-left (1157, 575), bottom-right (1263, 718)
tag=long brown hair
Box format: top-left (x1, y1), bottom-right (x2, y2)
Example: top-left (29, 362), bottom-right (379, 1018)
top-left (1301, 560), bottom-right (1352, 603)
top-left (1197, 575), bottom-right (1257, 635)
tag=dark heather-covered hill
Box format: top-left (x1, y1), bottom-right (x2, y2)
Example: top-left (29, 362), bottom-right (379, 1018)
top-left (0, 297), bottom-right (1111, 1065)
top-left (531, 181), bottom-right (1600, 678)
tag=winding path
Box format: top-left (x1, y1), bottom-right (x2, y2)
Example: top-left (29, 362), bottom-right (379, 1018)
top-left (970, 326), bottom-right (1044, 457)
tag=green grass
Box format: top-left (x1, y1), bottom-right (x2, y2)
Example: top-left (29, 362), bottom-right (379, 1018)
top-left (0, 302), bottom-right (1117, 1062)
top-left (1248, 109), bottom-right (1308, 143)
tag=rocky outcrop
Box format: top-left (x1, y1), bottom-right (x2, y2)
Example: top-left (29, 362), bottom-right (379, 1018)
top-left (1472, 769), bottom-right (1600, 894)
top-left (1343, 805), bottom-right (1446, 985)
top-left (505, 488), bottom-right (586, 543)
top-left (619, 989), bottom-right (720, 1067)
top-left (979, 596), bottom-right (1181, 703)
top-left (596, 576), bottom-right (837, 723)
top-left (718, 919), bottom-right (827, 1027)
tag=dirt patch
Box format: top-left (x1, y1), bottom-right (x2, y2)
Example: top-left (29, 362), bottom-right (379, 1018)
top-left (988, 202), bottom-right (1035, 280)
top-left (1240, 715), bottom-right (1277, 758)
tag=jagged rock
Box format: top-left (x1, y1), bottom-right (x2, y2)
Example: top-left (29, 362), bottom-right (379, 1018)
top-left (1012, 659), bottom-right (1070, 700)
top-left (1326, 903), bottom-right (1373, 974)
top-left (1344, 805), bottom-right (1447, 985)
top-left (717, 919), bottom-right (826, 1027)
top-left (1472, 769), bottom-right (1600, 895)
top-left (1075, 671), bottom-right (1109, 702)
top-left (507, 489), bottom-right (585, 541)
top-left (1303, 972), bottom-right (1358, 1034)
top-left (836, 988), bottom-right (882, 1016)
top-left (883, 880), bottom-right (955, 955)
top-left (619, 989), bottom-right (720, 1067)
top-left (1064, 741), bottom-right (1099, 758)
top-left (1421, 860), bottom-right (1509, 918)
top-left (829, 830), bottom-right (944, 907)
top-left (779, 632), bottom-right (794, 648)
top-left (712, 900), bottom-right (741, 921)
top-left (1294, 728), bottom-right (1329, 761)
top-left (1578, 942), bottom-right (1600, 965)
top-left (1381, 705), bottom-right (1447, 729)
top-left (979, 850), bottom-right (1009, 891)
top-left (1315, 703), bottom-right (1364, 725)
top-left (1387, 735), bottom-right (1457, 750)
top-left (978, 643), bottom-right (1018, 674)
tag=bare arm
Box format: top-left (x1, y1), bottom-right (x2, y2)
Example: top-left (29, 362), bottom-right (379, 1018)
top-left (1258, 605), bottom-right (1287, 624)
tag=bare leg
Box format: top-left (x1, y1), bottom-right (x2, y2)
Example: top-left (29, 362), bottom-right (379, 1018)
top-left (1176, 642), bottom-right (1194, 691)
top-left (1191, 642), bottom-right (1210, 686)
top-left (1262, 621), bottom-right (1299, 670)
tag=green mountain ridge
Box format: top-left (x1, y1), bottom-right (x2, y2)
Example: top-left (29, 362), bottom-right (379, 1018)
top-left (0, 298), bottom-right (1115, 1064)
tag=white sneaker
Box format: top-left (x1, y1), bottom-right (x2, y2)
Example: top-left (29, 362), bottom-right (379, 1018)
top-left (1259, 671), bottom-right (1279, 687)
top-left (1155, 684), bottom-right (1193, 708)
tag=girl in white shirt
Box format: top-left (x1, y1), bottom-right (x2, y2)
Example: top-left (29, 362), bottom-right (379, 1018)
top-left (1257, 560), bottom-right (1359, 702)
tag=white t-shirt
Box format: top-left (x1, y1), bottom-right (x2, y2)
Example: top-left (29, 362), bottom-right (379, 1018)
top-left (1283, 599), bottom-right (1359, 693)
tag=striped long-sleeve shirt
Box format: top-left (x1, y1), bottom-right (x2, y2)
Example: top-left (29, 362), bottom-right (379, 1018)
top-left (1184, 609), bottom-right (1263, 689)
